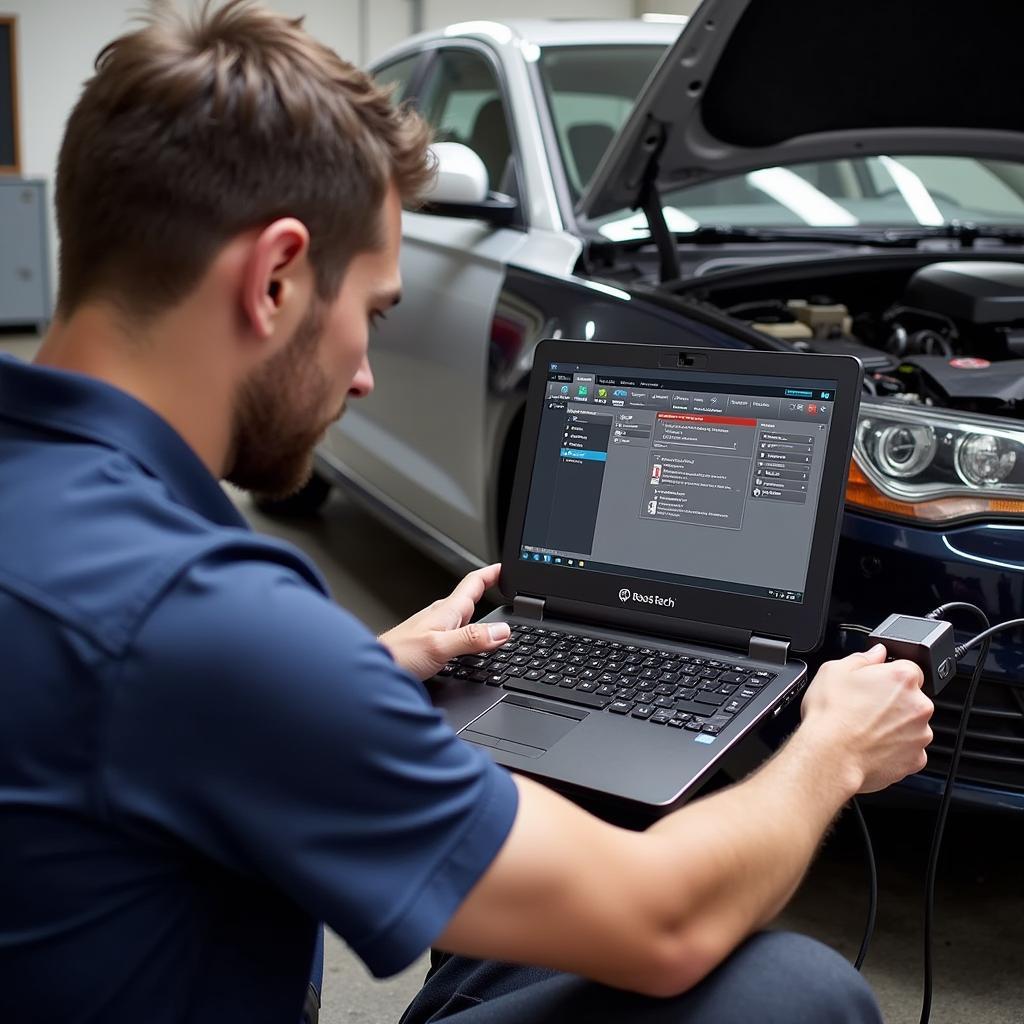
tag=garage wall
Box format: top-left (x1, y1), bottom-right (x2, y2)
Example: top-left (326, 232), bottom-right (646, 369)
top-left (5, 0), bottom-right (366, 186)
top-left (5, 0), bottom-right (363, 286)
top-left (634, 0), bottom-right (702, 16)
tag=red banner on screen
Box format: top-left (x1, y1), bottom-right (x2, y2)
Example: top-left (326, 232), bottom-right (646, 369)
top-left (657, 412), bottom-right (757, 428)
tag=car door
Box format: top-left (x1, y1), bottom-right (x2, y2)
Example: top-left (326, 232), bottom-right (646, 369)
top-left (323, 43), bottom-right (530, 559)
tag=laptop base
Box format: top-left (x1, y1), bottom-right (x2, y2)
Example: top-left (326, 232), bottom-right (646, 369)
top-left (429, 607), bottom-right (807, 814)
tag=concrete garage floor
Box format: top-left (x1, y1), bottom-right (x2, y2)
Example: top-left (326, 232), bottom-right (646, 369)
top-left (2, 335), bottom-right (1022, 1022)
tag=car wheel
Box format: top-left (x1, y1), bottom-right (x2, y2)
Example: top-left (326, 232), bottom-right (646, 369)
top-left (254, 471), bottom-right (332, 517)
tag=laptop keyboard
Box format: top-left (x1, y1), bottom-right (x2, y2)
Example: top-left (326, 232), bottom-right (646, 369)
top-left (438, 624), bottom-right (778, 737)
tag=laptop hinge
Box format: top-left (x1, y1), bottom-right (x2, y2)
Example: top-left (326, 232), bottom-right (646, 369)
top-left (748, 635), bottom-right (790, 666)
top-left (512, 594), bottom-right (546, 621)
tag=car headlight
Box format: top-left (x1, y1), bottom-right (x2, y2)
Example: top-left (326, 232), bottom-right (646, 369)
top-left (848, 400), bottom-right (1024, 523)
top-left (868, 423), bottom-right (936, 478)
top-left (954, 433), bottom-right (1017, 487)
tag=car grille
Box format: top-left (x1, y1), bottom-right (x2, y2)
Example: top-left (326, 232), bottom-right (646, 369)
top-left (926, 677), bottom-right (1024, 794)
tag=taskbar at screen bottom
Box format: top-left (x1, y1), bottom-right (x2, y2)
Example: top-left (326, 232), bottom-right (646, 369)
top-left (518, 547), bottom-right (804, 604)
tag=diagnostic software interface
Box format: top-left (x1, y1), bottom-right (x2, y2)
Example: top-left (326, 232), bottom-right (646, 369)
top-left (519, 360), bottom-right (841, 604)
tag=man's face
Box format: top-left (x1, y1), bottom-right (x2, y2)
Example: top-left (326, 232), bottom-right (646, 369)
top-left (227, 185), bottom-right (402, 499)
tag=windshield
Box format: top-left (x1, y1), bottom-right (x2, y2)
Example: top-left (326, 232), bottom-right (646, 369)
top-left (539, 45), bottom-right (1024, 239)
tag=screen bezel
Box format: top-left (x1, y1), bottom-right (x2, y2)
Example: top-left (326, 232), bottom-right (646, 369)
top-left (500, 340), bottom-right (863, 652)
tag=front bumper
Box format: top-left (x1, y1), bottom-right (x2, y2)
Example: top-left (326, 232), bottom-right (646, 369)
top-left (828, 511), bottom-right (1024, 812)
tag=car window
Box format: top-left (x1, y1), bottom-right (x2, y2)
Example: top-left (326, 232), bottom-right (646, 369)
top-left (538, 45), bottom-right (666, 197)
top-left (418, 49), bottom-right (515, 196)
top-left (372, 54), bottom-right (420, 105)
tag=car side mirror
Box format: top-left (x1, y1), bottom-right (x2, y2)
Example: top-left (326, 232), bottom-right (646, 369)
top-left (423, 142), bottom-right (518, 227)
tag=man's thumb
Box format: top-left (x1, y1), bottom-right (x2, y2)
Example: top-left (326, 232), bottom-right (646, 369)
top-left (440, 621), bottom-right (511, 659)
top-left (851, 642), bottom-right (887, 665)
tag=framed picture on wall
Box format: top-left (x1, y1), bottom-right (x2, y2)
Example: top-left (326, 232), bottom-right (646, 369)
top-left (0, 14), bottom-right (20, 174)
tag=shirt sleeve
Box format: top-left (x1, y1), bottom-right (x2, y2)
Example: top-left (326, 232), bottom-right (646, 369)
top-left (100, 549), bottom-right (519, 977)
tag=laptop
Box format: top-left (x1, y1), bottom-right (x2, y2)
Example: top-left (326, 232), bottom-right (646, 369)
top-left (429, 340), bottom-right (862, 812)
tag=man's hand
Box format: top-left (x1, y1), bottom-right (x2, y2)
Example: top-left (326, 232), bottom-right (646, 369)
top-left (800, 643), bottom-right (933, 794)
top-left (378, 564), bottom-right (510, 680)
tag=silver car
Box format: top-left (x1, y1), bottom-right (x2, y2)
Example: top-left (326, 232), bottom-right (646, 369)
top-left (271, 1), bottom-right (1024, 810)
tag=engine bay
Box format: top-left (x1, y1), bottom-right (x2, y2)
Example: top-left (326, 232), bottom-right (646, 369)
top-left (696, 260), bottom-right (1024, 420)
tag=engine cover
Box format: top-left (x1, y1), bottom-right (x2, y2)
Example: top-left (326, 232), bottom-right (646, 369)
top-left (904, 261), bottom-right (1024, 324)
top-left (901, 354), bottom-right (1024, 412)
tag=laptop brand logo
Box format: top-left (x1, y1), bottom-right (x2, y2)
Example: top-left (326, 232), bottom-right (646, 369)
top-left (618, 588), bottom-right (676, 608)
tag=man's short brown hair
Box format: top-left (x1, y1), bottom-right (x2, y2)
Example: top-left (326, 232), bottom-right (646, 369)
top-left (55, 0), bottom-right (432, 319)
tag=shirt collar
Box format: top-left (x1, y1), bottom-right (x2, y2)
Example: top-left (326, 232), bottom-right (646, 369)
top-left (0, 354), bottom-right (249, 530)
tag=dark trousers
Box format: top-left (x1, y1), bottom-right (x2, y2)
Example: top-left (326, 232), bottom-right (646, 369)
top-left (399, 932), bottom-right (882, 1024)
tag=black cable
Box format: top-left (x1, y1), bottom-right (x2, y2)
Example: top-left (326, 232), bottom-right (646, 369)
top-left (919, 636), bottom-right (991, 1024)
top-left (837, 623), bottom-right (882, 973)
top-left (918, 606), bottom-right (997, 1023)
top-left (839, 623), bottom-right (874, 636)
top-left (837, 610), bottom-right (1013, 1021)
top-left (954, 617), bottom-right (1024, 658)
top-left (851, 797), bottom-right (877, 971)
top-left (883, 303), bottom-right (960, 341)
top-left (924, 602), bottom-right (990, 632)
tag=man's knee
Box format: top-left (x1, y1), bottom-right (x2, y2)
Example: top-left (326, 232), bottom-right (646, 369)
top-left (713, 931), bottom-right (881, 1024)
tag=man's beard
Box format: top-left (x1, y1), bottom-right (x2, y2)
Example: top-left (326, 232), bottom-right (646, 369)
top-left (226, 299), bottom-right (339, 500)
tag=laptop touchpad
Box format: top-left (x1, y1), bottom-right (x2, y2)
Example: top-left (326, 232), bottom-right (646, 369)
top-left (462, 698), bottom-right (584, 758)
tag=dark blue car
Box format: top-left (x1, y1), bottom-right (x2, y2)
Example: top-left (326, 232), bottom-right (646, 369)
top-left (280, 3), bottom-right (1024, 810)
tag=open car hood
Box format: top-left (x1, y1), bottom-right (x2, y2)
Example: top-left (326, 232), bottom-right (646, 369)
top-left (577, 0), bottom-right (1024, 221)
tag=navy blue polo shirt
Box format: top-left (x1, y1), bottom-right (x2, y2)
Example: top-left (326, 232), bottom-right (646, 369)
top-left (0, 355), bottom-right (517, 1023)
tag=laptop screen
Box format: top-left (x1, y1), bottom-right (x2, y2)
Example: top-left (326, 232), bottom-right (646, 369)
top-left (517, 360), bottom-right (840, 606)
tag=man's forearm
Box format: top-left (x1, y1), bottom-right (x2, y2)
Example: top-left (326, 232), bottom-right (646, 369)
top-left (641, 723), bottom-right (860, 990)
top-left (435, 723), bottom-right (862, 998)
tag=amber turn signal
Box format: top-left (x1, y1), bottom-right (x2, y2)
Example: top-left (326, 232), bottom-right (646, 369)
top-left (845, 460), bottom-right (1024, 523)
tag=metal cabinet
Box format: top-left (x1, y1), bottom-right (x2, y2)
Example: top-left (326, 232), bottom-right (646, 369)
top-left (0, 178), bottom-right (52, 330)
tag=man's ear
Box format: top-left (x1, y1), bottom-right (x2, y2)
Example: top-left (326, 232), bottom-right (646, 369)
top-left (240, 218), bottom-right (312, 341)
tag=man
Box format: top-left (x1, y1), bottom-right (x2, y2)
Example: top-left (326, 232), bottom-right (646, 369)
top-left (0, 3), bottom-right (933, 1022)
